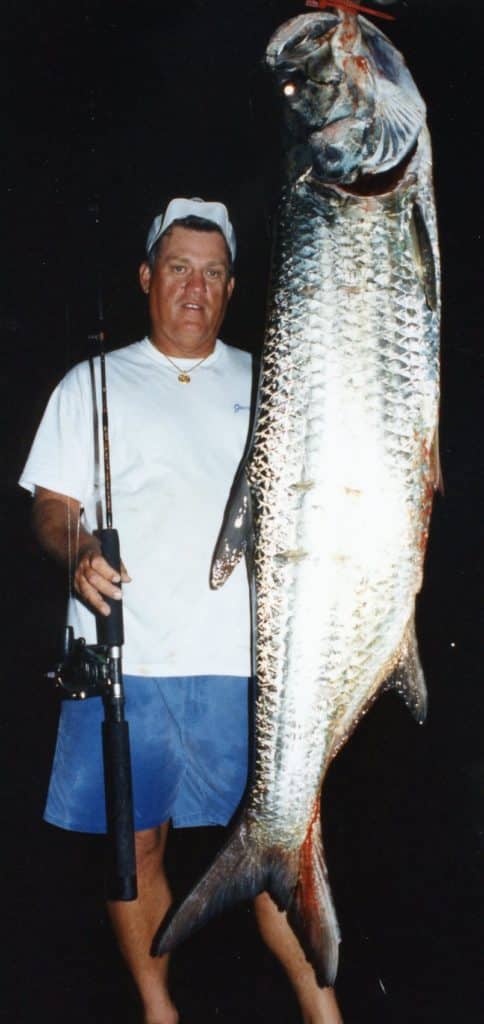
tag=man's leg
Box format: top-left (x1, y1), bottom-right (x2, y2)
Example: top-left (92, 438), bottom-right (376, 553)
top-left (107, 822), bottom-right (178, 1024)
top-left (254, 892), bottom-right (343, 1024)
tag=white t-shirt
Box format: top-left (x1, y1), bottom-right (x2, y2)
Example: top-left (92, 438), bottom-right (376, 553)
top-left (20, 337), bottom-right (253, 677)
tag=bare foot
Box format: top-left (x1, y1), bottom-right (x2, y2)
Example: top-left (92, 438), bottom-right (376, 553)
top-left (143, 991), bottom-right (179, 1024)
top-left (301, 985), bottom-right (344, 1024)
top-left (143, 983), bottom-right (181, 1024)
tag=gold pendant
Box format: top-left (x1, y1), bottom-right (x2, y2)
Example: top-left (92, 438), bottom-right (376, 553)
top-left (178, 373), bottom-right (191, 383)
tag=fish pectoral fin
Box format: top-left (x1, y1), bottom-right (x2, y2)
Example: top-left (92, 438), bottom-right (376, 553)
top-left (210, 470), bottom-right (253, 589)
top-left (409, 200), bottom-right (438, 312)
top-left (385, 618), bottom-right (428, 724)
top-left (286, 807), bottom-right (341, 988)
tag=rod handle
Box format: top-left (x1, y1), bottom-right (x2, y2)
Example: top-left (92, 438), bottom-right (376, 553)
top-left (102, 719), bottom-right (137, 901)
top-left (94, 527), bottom-right (124, 646)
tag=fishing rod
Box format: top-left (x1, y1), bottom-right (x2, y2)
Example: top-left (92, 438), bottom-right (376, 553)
top-left (50, 202), bottom-right (137, 902)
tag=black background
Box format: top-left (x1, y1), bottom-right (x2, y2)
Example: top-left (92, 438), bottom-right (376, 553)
top-left (2, 2), bottom-right (483, 1021)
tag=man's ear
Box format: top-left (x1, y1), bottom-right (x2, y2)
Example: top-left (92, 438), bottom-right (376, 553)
top-left (227, 276), bottom-right (235, 301)
top-left (139, 262), bottom-right (151, 295)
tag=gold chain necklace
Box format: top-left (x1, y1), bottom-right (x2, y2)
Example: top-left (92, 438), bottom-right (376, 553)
top-left (162, 352), bottom-right (210, 383)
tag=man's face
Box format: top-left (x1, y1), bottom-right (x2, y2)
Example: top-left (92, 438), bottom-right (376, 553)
top-left (139, 226), bottom-right (235, 358)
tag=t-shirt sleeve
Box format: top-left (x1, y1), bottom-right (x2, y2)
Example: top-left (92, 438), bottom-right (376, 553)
top-left (19, 362), bottom-right (95, 502)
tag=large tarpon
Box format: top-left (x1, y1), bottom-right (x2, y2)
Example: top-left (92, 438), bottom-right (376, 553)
top-left (154, 7), bottom-right (440, 985)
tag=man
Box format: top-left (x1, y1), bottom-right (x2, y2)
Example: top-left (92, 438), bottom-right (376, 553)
top-left (20, 197), bottom-right (342, 1024)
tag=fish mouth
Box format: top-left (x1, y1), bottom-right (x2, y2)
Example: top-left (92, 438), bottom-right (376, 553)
top-left (267, 11), bottom-right (344, 111)
top-left (266, 10), bottom-right (341, 72)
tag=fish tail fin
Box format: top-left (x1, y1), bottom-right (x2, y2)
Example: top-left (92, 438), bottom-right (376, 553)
top-left (153, 809), bottom-right (340, 988)
top-left (286, 806), bottom-right (341, 987)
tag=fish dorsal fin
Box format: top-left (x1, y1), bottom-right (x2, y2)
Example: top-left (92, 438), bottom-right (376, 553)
top-left (385, 618), bottom-right (428, 724)
top-left (210, 470), bottom-right (253, 589)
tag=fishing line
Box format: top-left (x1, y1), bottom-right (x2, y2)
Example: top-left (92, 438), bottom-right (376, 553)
top-left (305, 0), bottom-right (396, 20)
top-left (51, 260), bottom-right (138, 901)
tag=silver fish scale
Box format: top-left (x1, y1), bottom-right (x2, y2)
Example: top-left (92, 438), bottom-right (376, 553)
top-left (246, 133), bottom-right (440, 849)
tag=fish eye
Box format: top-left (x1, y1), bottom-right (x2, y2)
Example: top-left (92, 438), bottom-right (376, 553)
top-left (283, 81), bottom-right (297, 97)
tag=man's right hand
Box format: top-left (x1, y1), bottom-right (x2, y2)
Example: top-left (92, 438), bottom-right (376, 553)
top-left (74, 544), bottom-right (129, 617)
top-left (33, 488), bottom-right (131, 616)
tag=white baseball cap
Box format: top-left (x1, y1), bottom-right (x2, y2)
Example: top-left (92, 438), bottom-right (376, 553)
top-left (146, 196), bottom-right (236, 261)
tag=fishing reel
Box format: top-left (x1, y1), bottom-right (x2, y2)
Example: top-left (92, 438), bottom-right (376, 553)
top-left (48, 625), bottom-right (112, 701)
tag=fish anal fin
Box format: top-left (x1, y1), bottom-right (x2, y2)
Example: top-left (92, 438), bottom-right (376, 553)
top-left (210, 471), bottom-right (252, 589)
top-left (385, 618), bottom-right (428, 724)
top-left (287, 806), bottom-right (341, 988)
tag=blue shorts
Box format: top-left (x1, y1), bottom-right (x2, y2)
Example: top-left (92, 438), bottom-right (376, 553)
top-left (44, 675), bottom-right (250, 834)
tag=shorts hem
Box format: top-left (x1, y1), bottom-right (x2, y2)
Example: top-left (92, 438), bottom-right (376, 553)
top-left (171, 812), bottom-right (234, 829)
top-left (44, 812), bottom-right (106, 835)
top-left (44, 812), bottom-right (172, 835)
